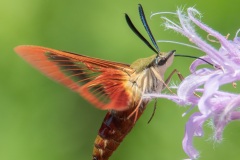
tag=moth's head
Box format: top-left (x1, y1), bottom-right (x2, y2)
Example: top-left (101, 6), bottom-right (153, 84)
top-left (151, 50), bottom-right (175, 67)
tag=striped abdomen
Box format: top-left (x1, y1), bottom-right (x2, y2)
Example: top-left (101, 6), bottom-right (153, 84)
top-left (92, 100), bottom-right (148, 160)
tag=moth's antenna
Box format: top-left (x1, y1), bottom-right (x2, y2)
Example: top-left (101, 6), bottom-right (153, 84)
top-left (125, 14), bottom-right (158, 54)
top-left (138, 4), bottom-right (160, 53)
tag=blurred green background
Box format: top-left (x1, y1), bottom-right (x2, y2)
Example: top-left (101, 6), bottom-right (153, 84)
top-left (1, 0), bottom-right (240, 160)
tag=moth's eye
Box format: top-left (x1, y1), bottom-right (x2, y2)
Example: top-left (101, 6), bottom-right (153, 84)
top-left (157, 57), bottom-right (167, 66)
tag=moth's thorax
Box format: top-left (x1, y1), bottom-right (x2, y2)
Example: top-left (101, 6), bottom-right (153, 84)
top-left (127, 51), bottom-right (174, 104)
top-left (130, 54), bottom-right (156, 73)
top-left (129, 67), bottom-right (164, 94)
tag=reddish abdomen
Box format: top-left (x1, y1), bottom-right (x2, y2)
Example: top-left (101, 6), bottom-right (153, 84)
top-left (92, 101), bottom-right (148, 160)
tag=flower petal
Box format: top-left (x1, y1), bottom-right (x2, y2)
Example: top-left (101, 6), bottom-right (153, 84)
top-left (182, 112), bottom-right (209, 159)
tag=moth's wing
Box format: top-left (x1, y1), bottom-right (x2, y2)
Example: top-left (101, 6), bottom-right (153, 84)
top-left (15, 45), bottom-right (135, 111)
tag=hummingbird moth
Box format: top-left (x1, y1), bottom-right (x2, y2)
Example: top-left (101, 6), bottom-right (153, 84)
top-left (15, 4), bottom-right (176, 160)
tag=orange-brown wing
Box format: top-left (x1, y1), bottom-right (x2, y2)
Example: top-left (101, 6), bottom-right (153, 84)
top-left (15, 45), bottom-right (135, 111)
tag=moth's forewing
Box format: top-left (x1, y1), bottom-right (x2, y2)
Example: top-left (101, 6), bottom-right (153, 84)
top-left (15, 45), bottom-right (135, 111)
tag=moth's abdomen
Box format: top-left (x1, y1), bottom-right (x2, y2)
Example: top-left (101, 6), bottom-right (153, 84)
top-left (92, 101), bottom-right (148, 160)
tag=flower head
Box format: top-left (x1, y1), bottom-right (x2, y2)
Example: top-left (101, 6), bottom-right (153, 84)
top-left (147, 7), bottom-right (240, 159)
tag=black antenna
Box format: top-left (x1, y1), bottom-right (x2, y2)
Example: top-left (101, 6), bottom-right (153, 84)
top-left (125, 4), bottom-right (160, 54)
top-left (138, 4), bottom-right (160, 53)
top-left (125, 14), bottom-right (158, 54)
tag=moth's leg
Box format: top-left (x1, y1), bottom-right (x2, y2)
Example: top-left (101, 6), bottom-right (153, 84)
top-left (147, 98), bottom-right (157, 124)
top-left (146, 69), bottom-right (186, 123)
top-left (164, 69), bottom-right (200, 98)
top-left (163, 69), bottom-right (184, 90)
top-left (150, 68), bottom-right (176, 94)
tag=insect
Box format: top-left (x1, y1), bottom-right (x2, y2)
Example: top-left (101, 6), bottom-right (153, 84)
top-left (15, 4), bottom-right (177, 160)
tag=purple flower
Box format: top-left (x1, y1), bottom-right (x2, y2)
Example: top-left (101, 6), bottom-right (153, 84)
top-left (146, 7), bottom-right (240, 159)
